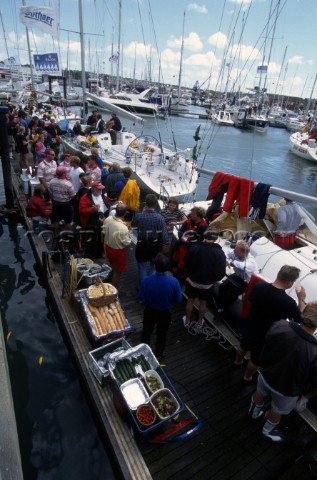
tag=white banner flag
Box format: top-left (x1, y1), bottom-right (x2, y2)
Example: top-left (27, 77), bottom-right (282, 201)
top-left (4, 56), bottom-right (19, 67)
top-left (19, 6), bottom-right (58, 38)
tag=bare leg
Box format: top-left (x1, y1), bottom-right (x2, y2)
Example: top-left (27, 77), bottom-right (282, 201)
top-left (253, 391), bottom-right (264, 406)
top-left (266, 409), bottom-right (281, 425)
top-left (234, 345), bottom-right (246, 365)
top-left (198, 300), bottom-right (207, 324)
top-left (243, 360), bottom-right (259, 381)
top-left (111, 270), bottom-right (121, 289)
top-left (185, 298), bottom-right (195, 324)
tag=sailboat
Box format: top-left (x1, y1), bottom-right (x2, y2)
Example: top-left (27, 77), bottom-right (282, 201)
top-left (169, 12), bottom-right (190, 115)
top-left (61, 3), bottom-right (198, 200)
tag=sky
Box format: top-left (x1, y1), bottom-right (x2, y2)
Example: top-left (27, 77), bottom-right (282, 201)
top-left (0, 0), bottom-right (316, 100)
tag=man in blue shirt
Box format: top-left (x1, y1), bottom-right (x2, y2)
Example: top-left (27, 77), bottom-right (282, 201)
top-left (132, 193), bottom-right (169, 286)
top-left (138, 253), bottom-right (182, 360)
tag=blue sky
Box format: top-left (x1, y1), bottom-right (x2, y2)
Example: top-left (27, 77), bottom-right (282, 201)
top-left (1, 0), bottom-right (316, 99)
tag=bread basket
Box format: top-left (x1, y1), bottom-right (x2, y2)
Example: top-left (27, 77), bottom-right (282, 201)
top-left (86, 277), bottom-right (117, 307)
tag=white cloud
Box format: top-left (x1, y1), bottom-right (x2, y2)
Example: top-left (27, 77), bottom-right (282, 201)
top-left (123, 41), bottom-right (152, 59)
top-left (288, 55), bottom-right (304, 65)
top-left (184, 51), bottom-right (220, 68)
top-left (167, 32), bottom-right (203, 52)
top-left (228, 0), bottom-right (253, 5)
top-left (267, 61), bottom-right (280, 74)
top-left (291, 76), bottom-right (304, 87)
top-left (207, 32), bottom-right (228, 49)
top-left (187, 3), bottom-right (208, 14)
top-left (229, 43), bottom-right (262, 61)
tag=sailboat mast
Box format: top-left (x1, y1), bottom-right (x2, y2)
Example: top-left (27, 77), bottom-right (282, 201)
top-left (22, 0), bottom-right (35, 90)
top-left (262, 0), bottom-right (281, 94)
top-left (116, 0), bottom-right (122, 92)
top-left (306, 72), bottom-right (317, 114)
top-left (78, 0), bottom-right (87, 121)
top-left (177, 11), bottom-right (185, 101)
top-left (0, 10), bottom-right (10, 59)
top-left (133, 43), bottom-right (136, 88)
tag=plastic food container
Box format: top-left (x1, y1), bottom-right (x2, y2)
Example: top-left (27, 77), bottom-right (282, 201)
top-left (150, 388), bottom-right (180, 420)
top-left (120, 378), bottom-right (149, 410)
top-left (144, 369), bottom-right (164, 393)
top-left (136, 404), bottom-right (156, 427)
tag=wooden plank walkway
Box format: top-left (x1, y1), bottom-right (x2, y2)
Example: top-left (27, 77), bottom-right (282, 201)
top-left (10, 165), bottom-right (317, 480)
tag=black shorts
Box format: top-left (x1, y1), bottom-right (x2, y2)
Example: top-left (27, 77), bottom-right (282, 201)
top-left (135, 242), bottom-right (161, 262)
top-left (185, 281), bottom-right (212, 301)
top-left (240, 335), bottom-right (263, 366)
top-left (51, 202), bottom-right (73, 224)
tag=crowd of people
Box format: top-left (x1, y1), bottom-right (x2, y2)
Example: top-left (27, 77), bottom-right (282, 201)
top-left (7, 103), bottom-right (317, 447)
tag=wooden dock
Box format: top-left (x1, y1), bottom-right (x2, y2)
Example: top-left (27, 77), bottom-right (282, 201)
top-left (11, 167), bottom-right (317, 480)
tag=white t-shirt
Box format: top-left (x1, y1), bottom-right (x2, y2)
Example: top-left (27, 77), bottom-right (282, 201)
top-left (69, 166), bottom-right (84, 192)
top-left (92, 194), bottom-right (107, 213)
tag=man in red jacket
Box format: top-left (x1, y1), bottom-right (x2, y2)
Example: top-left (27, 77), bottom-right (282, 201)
top-left (26, 186), bottom-right (52, 232)
top-left (79, 181), bottom-right (108, 256)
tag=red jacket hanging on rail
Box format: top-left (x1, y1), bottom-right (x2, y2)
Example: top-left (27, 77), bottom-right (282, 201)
top-left (223, 176), bottom-right (255, 217)
top-left (207, 171), bottom-right (231, 200)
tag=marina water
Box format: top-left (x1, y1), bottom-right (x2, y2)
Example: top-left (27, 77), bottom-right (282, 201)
top-left (1, 111), bottom-right (317, 478)
top-left (0, 175), bottom-right (115, 478)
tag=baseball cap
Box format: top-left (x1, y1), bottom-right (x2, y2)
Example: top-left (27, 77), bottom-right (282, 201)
top-left (56, 166), bottom-right (68, 176)
top-left (91, 181), bottom-right (105, 190)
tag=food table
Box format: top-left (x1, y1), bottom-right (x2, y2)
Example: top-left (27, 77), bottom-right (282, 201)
top-left (107, 343), bottom-right (202, 443)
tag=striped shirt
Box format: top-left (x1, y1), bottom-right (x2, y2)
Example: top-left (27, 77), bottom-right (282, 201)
top-left (48, 178), bottom-right (75, 203)
top-left (160, 207), bottom-right (186, 243)
top-left (37, 160), bottom-right (57, 183)
top-left (87, 165), bottom-right (101, 183)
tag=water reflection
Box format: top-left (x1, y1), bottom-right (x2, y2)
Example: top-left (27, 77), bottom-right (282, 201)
top-left (0, 218), bottom-right (115, 479)
top-left (6, 339), bottom-right (35, 479)
top-left (31, 384), bottom-right (107, 479)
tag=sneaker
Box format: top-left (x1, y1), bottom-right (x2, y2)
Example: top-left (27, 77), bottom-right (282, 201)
top-left (294, 396), bottom-right (308, 412)
top-left (262, 427), bottom-right (285, 442)
top-left (182, 316), bottom-right (190, 328)
top-left (248, 400), bottom-right (264, 419)
top-left (192, 322), bottom-right (204, 333)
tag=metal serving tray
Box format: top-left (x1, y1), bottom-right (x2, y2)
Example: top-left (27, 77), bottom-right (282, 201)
top-left (120, 378), bottom-right (149, 410)
top-left (78, 289), bottom-right (135, 343)
top-left (88, 338), bottom-right (131, 387)
top-left (76, 261), bottom-right (112, 287)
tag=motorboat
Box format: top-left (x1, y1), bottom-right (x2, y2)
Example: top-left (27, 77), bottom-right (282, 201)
top-left (89, 88), bottom-right (159, 116)
top-left (285, 113), bottom-right (306, 132)
top-left (212, 110), bottom-right (235, 126)
top-left (234, 108), bottom-right (268, 133)
top-left (289, 131), bottom-right (317, 162)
